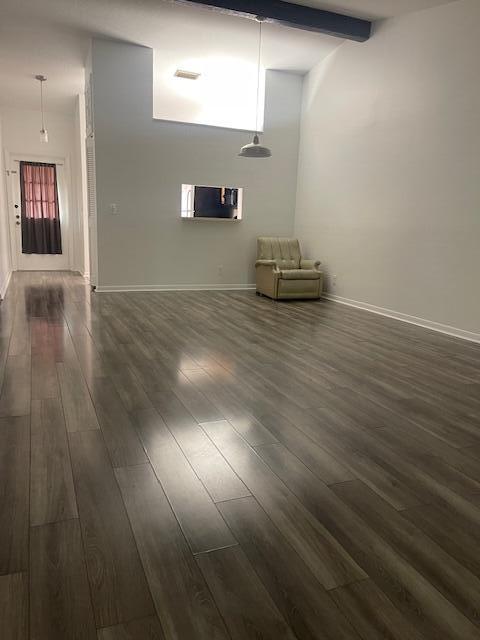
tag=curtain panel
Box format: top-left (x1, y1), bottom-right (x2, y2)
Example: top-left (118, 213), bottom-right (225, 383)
top-left (20, 161), bottom-right (62, 255)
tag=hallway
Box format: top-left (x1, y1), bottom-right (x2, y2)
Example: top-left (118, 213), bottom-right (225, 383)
top-left (1, 271), bottom-right (480, 640)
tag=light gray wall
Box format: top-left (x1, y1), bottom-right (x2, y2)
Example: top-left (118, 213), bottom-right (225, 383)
top-left (0, 116), bottom-right (11, 298)
top-left (295, 0), bottom-right (480, 336)
top-left (91, 39), bottom-right (302, 289)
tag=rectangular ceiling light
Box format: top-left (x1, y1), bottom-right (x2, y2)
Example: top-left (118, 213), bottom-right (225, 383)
top-left (174, 69), bottom-right (201, 80)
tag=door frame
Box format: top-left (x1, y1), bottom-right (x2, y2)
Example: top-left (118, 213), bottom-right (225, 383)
top-left (4, 149), bottom-right (74, 271)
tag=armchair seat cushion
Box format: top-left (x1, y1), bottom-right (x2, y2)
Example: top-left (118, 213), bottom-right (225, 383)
top-left (276, 259), bottom-right (298, 270)
top-left (279, 269), bottom-right (322, 280)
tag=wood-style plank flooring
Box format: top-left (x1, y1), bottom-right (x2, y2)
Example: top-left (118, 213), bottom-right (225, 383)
top-left (1, 270), bottom-right (480, 640)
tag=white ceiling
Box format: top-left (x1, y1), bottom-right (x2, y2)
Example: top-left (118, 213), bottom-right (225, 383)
top-left (0, 0), bottom-right (460, 114)
top-left (289, 0), bottom-right (458, 20)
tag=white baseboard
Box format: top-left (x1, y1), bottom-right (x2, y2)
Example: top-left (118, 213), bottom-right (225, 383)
top-left (324, 293), bottom-right (480, 344)
top-left (95, 283), bottom-right (256, 293)
top-left (0, 270), bottom-right (12, 301)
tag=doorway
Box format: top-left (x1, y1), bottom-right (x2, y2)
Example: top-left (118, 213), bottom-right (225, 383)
top-left (7, 153), bottom-right (71, 271)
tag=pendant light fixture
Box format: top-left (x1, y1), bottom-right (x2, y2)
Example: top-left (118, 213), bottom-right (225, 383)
top-left (35, 75), bottom-right (49, 143)
top-left (238, 17), bottom-right (271, 158)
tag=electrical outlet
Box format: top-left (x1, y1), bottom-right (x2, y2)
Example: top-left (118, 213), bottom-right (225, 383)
top-left (109, 203), bottom-right (118, 215)
top-left (332, 274), bottom-right (337, 287)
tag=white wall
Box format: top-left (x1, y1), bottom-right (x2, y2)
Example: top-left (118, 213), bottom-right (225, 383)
top-left (1, 107), bottom-right (76, 163)
top-left (295, 0), bottom-right (480, 337)
top-left (91, 39), bottom-right (302, 289)
top-left (153, 50), bottom-right (265, 131)
top-left (0, 116), bottom-right (11, 298)
top-left (0, 107), bottom-right (84, 273)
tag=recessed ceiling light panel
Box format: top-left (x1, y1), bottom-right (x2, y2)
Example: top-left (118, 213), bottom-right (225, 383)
top-left (174, 69), bottom-right (201, 80)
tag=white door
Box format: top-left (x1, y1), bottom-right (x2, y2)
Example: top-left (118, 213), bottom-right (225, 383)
top-left (8, 158), bottom-right (71, 271)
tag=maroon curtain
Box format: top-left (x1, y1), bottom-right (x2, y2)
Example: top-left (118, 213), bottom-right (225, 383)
top-left (20, 161), bottom-right (62, 255)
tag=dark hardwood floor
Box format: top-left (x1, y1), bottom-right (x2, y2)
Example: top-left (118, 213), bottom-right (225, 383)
top-left (1, 270), bottom-right (480, 640)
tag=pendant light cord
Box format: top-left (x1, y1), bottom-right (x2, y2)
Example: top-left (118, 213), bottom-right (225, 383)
top-left (255, 18), bottom-right (263, 135)
top-left (40, 80), bottom-right (45, 131)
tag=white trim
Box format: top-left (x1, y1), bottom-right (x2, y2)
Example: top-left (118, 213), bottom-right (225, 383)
top-left (95, 283), bottom-right (256, 293)
top-left (0, 270), bottom-right (12, 300)
top-left (324, 293), bottom-right (480, 344)
top-left (85, 135), bottom-right (98, 287)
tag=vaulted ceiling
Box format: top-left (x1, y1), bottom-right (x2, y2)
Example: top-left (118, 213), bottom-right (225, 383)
top-left (287, 0), bottom-right (458, 20)
top-left (0, 0), bottom-right (461, 113)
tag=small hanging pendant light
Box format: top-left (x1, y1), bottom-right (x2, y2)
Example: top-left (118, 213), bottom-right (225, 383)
top-left (35, 75), bottom-right (49, 143)
top-left (239, 17), bottom-right (272, 158)
top-left (238, 133), bottom-right (271, 158)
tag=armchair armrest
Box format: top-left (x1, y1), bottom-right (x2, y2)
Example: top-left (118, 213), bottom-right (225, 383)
top-left (300, 259), bottom-right (322, 271)
top-left (255, 259), bottom-right (279, 269)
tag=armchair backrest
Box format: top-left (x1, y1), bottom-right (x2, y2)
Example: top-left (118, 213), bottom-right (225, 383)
top-left (257, 237), bottom-right (301, 269)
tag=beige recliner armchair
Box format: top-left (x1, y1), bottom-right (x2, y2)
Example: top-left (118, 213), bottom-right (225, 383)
top-left (255, 237), bottom-right (323, 300)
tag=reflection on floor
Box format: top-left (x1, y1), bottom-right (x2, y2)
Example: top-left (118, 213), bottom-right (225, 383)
top-left (1, 271), bottom-right (480, 639)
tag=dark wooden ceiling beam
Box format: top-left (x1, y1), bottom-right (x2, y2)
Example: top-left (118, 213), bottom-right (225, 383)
top-left (179, 0), bottom-right (371, 42)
